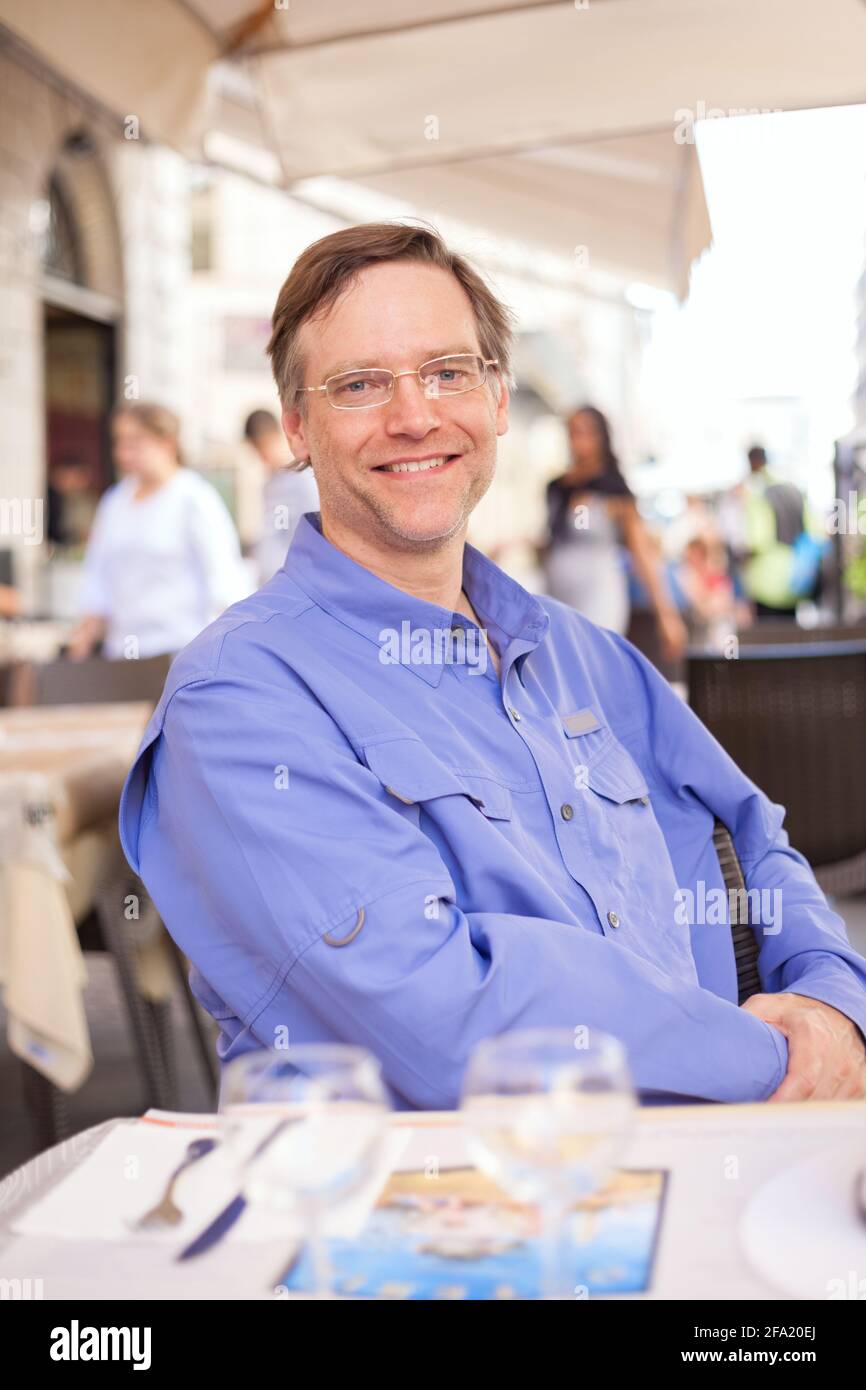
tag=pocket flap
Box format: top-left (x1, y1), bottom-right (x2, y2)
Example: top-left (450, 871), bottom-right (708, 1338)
top-left (362, 739), bottom-right (512, 820)
top-left (586, 740), bottom-right (650, 804)
top-left (451, 772), bottom-right (512, 820)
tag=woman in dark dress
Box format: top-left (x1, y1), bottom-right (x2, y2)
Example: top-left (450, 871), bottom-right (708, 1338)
top-left (542, 406), bottom-right (686, 661)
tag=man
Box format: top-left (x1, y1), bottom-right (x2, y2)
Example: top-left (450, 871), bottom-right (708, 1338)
top-left (119, 223), bottom-right (866, 1110)
top-left (243, 409), bottom-right (320, 583)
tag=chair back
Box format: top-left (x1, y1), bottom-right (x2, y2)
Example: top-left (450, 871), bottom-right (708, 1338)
top-left (688, 640), bottom-right (866, 874)
top-left (9, 652), bottom-right (173, 708)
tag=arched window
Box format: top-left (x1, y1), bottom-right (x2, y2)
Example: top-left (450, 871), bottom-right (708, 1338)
top-left (42, 175), bottom-right (84, 285)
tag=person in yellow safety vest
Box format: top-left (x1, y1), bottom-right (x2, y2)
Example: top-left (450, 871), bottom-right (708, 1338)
top-left (740, 445), bottom-right (828, 617)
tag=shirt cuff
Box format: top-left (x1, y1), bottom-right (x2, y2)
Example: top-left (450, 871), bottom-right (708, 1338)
top-left (759, 1018), bottom-right (790, 1097)
top-left (784, 972), bottom-right (866, 1050)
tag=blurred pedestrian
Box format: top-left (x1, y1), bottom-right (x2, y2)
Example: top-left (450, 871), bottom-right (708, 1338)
top-left (244, 409), bottom-right (319, 583)
top-left (46, 456), bottom-right (98, 550)
top-left (67, 402), bottom-right (251, 661)
top-left (675, 534), bottom-right (745, 644)
top-left (542, 405), bottom-right (687, 660)
top-left (733, 444), bottom-right (826, 620)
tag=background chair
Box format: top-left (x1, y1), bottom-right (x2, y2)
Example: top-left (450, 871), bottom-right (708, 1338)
top-left (688, 638), bottom-right (866, 896)
top-left (7, 651), bottom-right (174, 707)
top-left (3, 649), bottom-right (218, 1153)
top-left (737, 621), bottom-right (866, 647)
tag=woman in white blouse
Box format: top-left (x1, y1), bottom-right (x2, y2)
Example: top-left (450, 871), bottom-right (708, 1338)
top-left (67, 402), bottom-right (252, 662)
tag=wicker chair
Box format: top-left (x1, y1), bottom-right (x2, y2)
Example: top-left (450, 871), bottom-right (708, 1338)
top-left (737, 622), bottom-right (866, 647)
top-left (688, 638), bottom-right (866, 897)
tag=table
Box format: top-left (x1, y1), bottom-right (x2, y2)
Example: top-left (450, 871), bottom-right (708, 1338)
top-left (0, 704), bottom-right (184, 1127)
top-left (0, 1100), bottom-right (863, 1300)
top-left (0, 619), bottom-right (71, 666)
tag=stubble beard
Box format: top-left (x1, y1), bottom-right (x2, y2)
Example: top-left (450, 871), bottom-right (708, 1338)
top-left (313, 445), bottom-right (497, 555)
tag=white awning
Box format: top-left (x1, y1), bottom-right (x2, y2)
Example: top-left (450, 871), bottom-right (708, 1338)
top-left (3, 0), bottom-right (865, 296)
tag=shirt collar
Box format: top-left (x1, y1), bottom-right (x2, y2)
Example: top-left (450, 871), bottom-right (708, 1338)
top-left (280, 511), bottom-right (549, 687)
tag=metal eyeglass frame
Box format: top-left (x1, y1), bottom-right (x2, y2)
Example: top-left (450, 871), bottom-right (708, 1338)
top-left (299, 354), bottom-right (500, 410)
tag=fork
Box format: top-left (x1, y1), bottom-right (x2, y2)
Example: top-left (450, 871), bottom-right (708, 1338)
top-left (131, 1136), bottom-right (218, 1231)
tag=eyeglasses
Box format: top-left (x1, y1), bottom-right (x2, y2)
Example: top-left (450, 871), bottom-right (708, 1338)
top-left (300, 354), bottom-right (499, 411)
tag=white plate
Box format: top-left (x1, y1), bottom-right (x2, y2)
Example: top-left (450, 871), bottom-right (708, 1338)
top-left (740, 1135), bottom-right (866, 1299)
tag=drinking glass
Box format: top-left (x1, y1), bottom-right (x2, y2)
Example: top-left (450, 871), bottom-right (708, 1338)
top-left (460, 1028), bottom-right (635, 1299)
top-left (220, 1044), bottom-right (391, 1298)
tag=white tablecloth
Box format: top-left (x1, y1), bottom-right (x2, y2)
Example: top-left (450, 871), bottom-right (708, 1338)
top-left (0, 703), bottom-right (168, 1089)
top-left (1, 1100), bottom-right (864, 1300)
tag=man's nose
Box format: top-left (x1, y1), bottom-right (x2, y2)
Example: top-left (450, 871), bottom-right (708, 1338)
top-left (382, 372), bottom-right (443, 436)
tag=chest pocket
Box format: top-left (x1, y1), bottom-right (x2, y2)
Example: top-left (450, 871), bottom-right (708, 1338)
top-left (362, 738), bottom-right (512, 821)
top-left (584, 739), bottom-right (649, 806)
top-left (562, 711), bottom-right (648, 797)
top-left (561, 716), bottom-right (655, 865)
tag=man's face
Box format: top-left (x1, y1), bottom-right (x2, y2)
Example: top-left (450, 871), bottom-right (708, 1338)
top-left (282, 261), bottom-right (509, 551)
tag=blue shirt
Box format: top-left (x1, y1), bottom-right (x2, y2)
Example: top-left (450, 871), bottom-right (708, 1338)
top-left (119, 512), bottom-right (866, 1110)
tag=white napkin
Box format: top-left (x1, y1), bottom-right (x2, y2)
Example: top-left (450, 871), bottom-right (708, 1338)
top-left (11, 1110), bottom-right (410, 1246)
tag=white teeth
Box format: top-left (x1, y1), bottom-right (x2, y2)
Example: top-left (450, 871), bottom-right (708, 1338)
top-left (381, 457), bottom-right (449, 473)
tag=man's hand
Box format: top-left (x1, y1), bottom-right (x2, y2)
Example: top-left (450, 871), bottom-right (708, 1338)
top-left (741, 992), bottom-right (866, 1101)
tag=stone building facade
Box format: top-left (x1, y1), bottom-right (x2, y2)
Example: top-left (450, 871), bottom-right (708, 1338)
top-left (0, 36), bottom-right (191, 609)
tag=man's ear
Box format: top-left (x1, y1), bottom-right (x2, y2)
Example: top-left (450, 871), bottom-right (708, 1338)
top-left (494, 379), bottom-right (510, 439)
top-left (282, 408), bottom-right (310, 463)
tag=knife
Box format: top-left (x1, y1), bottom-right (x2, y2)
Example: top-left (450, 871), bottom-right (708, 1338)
top-left (176, 1116), bottom-right (296, 1261)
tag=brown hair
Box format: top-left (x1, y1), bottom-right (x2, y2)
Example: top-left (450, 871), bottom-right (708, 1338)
top-left (267, 220), bottom-right (517, 470)
top-left (112, 401), bottom-right (185, 465)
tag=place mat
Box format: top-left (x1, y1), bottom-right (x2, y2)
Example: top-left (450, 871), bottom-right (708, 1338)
top-left (279, 1163), bottom-right (669, 1300)
top-left (9, 1109), bottom-right (409, 1247)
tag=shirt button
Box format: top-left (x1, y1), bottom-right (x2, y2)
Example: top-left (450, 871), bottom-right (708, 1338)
top-left (560, 803), bottom-right (574, 821)
top-left (607, 910), bottom-right (620, 929)
top-left (509, 707), bottom-right (521, 722)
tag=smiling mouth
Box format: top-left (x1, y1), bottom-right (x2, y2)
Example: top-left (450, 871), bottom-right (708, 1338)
top-left (374, 455), bottom-right (460, 475)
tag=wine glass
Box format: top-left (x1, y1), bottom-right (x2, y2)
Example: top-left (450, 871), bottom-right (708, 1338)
top-left (219, 1044), bottom-right (391, 1298)
top-left (460, 1027), bottom-right (635, 1299)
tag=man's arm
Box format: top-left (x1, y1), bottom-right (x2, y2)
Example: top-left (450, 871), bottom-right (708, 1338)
top-left (604, 628), bottom-right (866, 1099)
top-left (125, 674), bottom-right (789, 1110)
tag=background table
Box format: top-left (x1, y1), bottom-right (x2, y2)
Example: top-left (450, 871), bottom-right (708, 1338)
top-left (0, 620), bottom-right (71, 667)
top-left (0, 703), bottom-right (203, 1145)
top-left (0, 1100), bottom-right (863, 1300)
